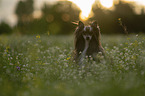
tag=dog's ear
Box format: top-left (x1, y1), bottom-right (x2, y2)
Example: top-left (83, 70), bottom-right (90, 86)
top-left (91, 21), bottom-right (98, 28)
top-left (78, 21), bottom-right (84, 30)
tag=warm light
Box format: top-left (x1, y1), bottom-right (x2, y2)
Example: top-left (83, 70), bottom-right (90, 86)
top-left (119, 0), bottom-right (145, 6)
top-left (133, 0), bottom-right (145, 6)
top-left (68, 0), bottom-right (95, 21)
top-left (79, 12), bottom-right (88, 21)
top-left (33, 10), bottom-right (42, 19)
top-left (100, 0), bottom-right (114, 8)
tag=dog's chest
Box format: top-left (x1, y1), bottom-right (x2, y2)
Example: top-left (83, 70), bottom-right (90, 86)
top-left (79, 40), bottom-right (89, 62)
top-left (81, 41), bottom-right (89, 57)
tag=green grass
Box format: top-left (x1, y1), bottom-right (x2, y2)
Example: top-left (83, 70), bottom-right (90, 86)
top-left (0, 34), bottom-right (145, 96)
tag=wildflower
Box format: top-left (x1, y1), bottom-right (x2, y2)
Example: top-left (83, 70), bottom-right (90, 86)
top-left (6, 46), bottom-right (10, 52)
top-left (3, 66), bottom-right (6, 68)
top-left (42, 63), bottom-right (45, 65)
top-left (141, 71), bottom-right (144, 75)
top-left (106, 48), bottom-right (109, 51)
top-left (66, 57), bottom-right (70, 60)
top-left (6, 46), bottom-right (10, 49)
top-left (120, 44), bottom-right (123, 46)
top-left (127, 38), bottom-right (130, 40)
top-left (125, 42), bottom-right (128, 45)
top-left (131, 55), bottom-right (136, 60)
top-left (134, 40), bottom-right (138, 43)
top-left (120, 52), bottom-right (123, 55)
top-left (130, 43), bottom-right (133, 45)
top-left (36, 35), bottom-right (40, 39)
top-left (10, 63), bottom-right (13, 65)
top-left (16, 66), bottom-right (20, 70)
top-left (10, 57), bottom-right (13, 60)
top-left (118, 18), bottom-right (121, 21)
top-left (48, 31), bottom-right (50, 36)
top-left (138, 42), bottom-right (141, 44)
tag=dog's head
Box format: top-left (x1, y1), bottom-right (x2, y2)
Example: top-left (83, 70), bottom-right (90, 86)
top-left (76, 21), bottom-right (100, 41)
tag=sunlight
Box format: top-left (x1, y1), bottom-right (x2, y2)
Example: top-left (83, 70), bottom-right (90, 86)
top-left (99, 0), bottom-right (114, 8)
top-left (68, 0), bottom-right (95, 21)
top-left (133, 0), bottom-right (145, 6)
top-left (33, 10), bottom-right (42, 19)
top-left (124, 0), bottom-right (145, 5)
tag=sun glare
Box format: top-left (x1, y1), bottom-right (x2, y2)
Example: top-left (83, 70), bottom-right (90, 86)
top-left (100, 0), bottom-right (114, 8)
top-left (68, 0), bottom-right (95, 21)
top-left (68, 0), bottom-right (145, 20)
top-left (133, 0), bottom-right (145, 6)
top-left (125, 0), bottom-right (145, 5)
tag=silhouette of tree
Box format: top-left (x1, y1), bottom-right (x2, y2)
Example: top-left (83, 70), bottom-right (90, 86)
top-left (92, 1), bottom-right (142, 34)
top-left (15, 0), bottom-right (34, 23)
top-left (113, 1), bottom-right (137, 33)
top-left (92, 4), bottom-right (116, 34)
top-left (41, 1), bottom-right (80, 34)
top-left (0, 22), bottom-right (12, 34)
top-left (13, 0), bottom-right (145, 35)
top-left (114, 1), bottom-right (135, 17)
top-left (15, 0), bottom-right (34, 34)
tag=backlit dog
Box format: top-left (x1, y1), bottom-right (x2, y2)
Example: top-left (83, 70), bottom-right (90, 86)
top-left (73, 21), bottom-right (104, 65)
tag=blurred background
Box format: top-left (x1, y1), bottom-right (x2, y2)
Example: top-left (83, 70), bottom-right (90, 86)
top-left (0, 0), bottom-right (145, 35)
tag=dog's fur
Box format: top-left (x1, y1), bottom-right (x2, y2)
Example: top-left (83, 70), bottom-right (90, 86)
top-left (73, 21), bottom-right (104, 64)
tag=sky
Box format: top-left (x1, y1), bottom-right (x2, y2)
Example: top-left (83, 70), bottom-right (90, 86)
top-left (0, 0), bottom-right (145, 27)
top-left (0, 0), bottom-right (18, 26)
top-left (0, 0), bottom-right (56, 26)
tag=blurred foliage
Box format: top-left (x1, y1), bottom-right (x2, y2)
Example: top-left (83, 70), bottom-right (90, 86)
top-left (40, 2), bottom-right (80, 35)
top-left (0, 22), bottom-right (12, 35)
top-left (1, 1), bottom-right (145, 35)
top-left (14, 1), bottom-right (80, 35)
top-left (0, 35), bottom-right (145, 96)
top-left (91, 1), bottom-right (145, 34)
top-left (15, 0), bottom-right (34, 23)
top-left (15, 0), bottom-right (34, 34)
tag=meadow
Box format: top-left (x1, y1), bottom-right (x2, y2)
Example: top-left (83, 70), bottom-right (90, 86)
top-left (0, 34), bottom-right (145, 96)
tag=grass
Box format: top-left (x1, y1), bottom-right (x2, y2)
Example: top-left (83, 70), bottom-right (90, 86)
top-left (0, 34), bottom-right (145, 96)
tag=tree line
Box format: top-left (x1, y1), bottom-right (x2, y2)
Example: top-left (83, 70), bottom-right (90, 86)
top-left (0, 0), bottom-right (145, 35)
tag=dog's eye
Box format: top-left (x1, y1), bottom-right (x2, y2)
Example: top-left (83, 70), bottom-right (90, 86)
top-left (82, 32), bottom-right (86, 35)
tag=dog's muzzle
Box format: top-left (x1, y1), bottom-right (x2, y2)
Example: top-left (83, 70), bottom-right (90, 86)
top-left (86, 37), bottom-right (90, 40)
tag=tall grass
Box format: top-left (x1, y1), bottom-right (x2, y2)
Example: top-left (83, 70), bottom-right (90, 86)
top-left (0, 34), bottom-right (145, 96)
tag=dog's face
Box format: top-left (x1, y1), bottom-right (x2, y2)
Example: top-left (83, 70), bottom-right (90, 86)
top-left (77, 21), bottom-right (98, 41)
top-left (82, 26), bottom-right (93, 41)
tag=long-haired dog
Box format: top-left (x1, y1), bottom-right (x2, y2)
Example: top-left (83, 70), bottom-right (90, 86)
top-left (73, 21), bottom-right (104, 65)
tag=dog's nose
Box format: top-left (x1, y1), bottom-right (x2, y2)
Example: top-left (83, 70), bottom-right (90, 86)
top-left (86, 37), bottom-right (90, 40)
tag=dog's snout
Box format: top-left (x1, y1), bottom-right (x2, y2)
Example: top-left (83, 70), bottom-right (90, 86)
top-left (86, 37), bottom-right (90, 40)
top-left (83, 35), bottom-right (92, 41)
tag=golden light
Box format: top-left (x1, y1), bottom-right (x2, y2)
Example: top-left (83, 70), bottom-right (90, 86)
top-left (124, 0), bottom-right (145, 5)
top-left (68, 0), bottom-right (95, 21)
top-left (33, 10), bottom-right (42, 19)
top-left (100, 0), bottom-right (114, 8)
top-left (133, 0), bottom-right (145, 6)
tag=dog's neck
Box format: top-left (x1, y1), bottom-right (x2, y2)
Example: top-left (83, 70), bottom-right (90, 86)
top-left (79, 39), bottom-right (90, 64)
top-left (82, 39), bottom-right (89, 56)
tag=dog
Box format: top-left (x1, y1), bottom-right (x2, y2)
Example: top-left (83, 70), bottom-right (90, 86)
top-left (73, 21), bottom-right (104, 65)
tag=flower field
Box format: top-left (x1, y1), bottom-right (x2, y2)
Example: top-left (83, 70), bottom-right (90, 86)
top-left (0, 34), bottom-right (145, 96)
